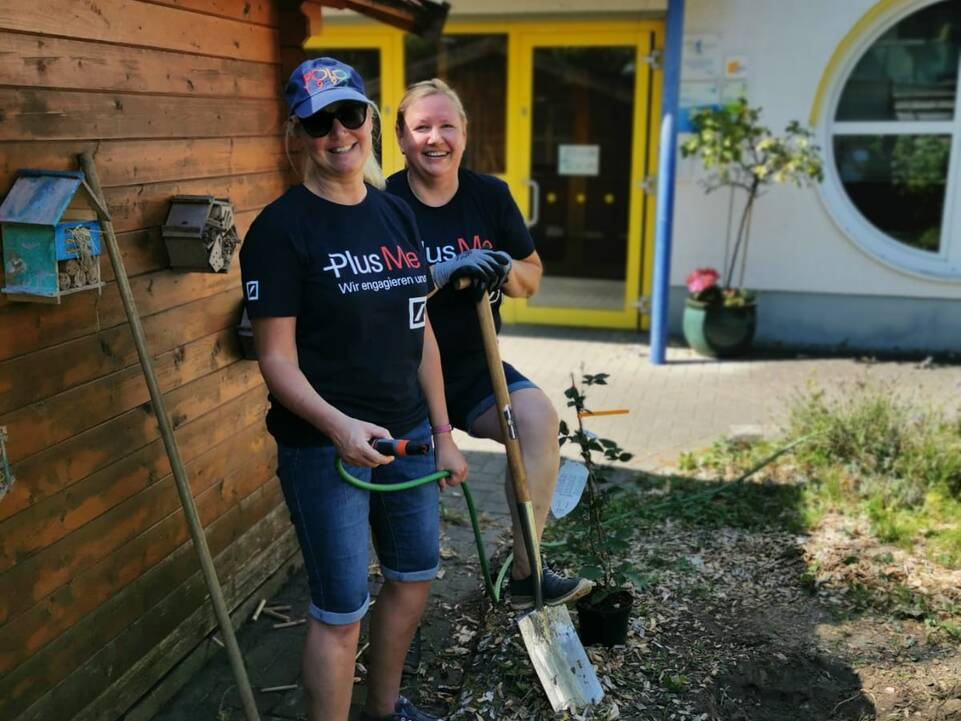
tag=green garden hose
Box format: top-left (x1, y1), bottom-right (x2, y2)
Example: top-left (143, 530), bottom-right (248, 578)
top-left (335, 457), bottom-right (509, 602)
top-left (334, 433), bottom-right (815, 595)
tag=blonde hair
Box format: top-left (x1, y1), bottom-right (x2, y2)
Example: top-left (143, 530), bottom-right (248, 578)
top-left (284, 103), bottom-right (386, 190)
top-left (396, 78), bottom-right (468, 132)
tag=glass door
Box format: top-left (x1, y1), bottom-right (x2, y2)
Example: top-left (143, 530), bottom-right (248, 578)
top-left (506, 27), bottom-right (657, 329)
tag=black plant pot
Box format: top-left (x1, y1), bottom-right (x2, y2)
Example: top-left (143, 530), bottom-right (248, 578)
top-left (576, 589), bottom-right (633, 647)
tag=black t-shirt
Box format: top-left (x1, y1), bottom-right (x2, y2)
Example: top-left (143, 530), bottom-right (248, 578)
top-left (385, 169), bottom-right (535, 380)
top-left (239, 184), bottom-right (433, 446)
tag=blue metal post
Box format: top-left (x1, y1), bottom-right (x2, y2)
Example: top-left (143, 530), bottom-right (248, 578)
top-left (650, 0), bottom-right (685, 365)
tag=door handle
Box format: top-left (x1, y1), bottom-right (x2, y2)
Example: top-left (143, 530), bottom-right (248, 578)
top-left (525, 178), bottom-right (541, 228)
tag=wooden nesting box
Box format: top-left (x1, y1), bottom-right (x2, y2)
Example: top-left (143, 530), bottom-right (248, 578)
top-left (0, 169), bottom-right (104, 303)
top-left (161, 195), bottom-right (240, 273)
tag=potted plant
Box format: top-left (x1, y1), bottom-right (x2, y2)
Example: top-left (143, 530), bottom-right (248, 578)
top-left (557, 372), bottom-right (644, 647)
top-left (682, 266), bottom-right (757, 358)
top-left (680, 99), bottom-right (823, 357)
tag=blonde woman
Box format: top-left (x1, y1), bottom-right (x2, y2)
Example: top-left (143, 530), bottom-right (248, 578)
top-left (387, 79), bottom-right (592, 612)
top-left (240, 59), bottom-right (481, 721)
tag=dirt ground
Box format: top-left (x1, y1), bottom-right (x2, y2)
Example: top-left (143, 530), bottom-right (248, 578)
top-left (156, 482), bottom-right (961, 721)
top-left (151, 502), bottom-right (502, 721)
top-left (427, 502), bottom-right (961, 721)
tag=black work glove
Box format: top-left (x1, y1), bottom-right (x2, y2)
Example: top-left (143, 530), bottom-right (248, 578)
top-left (430, 249), bottom-right (496, 288)
top-left (431, 249), bottom-right (514, 301)
top-left (485, 250), bottom-right (513, 291)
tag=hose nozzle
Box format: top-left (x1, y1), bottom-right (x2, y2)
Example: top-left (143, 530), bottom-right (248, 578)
top-left (370, 438), bottom-right (431, 457)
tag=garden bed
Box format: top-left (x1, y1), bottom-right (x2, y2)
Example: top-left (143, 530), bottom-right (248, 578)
top-left (418, 383), bottom-right (961, 720)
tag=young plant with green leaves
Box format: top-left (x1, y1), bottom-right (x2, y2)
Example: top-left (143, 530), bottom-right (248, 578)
top-left (681, 98), bottom-right (824, 295)
top-left (558, 372), bottom-right (644, 603)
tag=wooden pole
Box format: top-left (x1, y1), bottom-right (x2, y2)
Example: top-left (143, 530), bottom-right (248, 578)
top-left (78, 152), bottom-right (262, 721)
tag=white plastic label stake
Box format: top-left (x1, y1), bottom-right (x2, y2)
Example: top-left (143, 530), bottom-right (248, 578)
top-left (550, 460), bottom-right (589, 519)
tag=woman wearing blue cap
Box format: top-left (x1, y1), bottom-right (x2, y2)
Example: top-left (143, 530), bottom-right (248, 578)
top-left (386, 80), bottom-right (593, 612)
top-left (239, 58), bottom-right (497, 721)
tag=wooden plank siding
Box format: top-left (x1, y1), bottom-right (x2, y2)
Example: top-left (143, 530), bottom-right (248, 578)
top-left (0, 380), bottom-right (268, 573)
top-left (0, 32), bottom-right (281, 99)
top-left (0, 89), bottom-right (285, 141)
top-left (0, 1), bottom-right (279, 62)
top-left (141, 0), bottom-right (279, 28)
top-left (0, 2), bottom-right (302, 720)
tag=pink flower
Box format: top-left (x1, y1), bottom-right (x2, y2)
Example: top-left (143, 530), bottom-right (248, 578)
top-left (686, 268), bottom-right (719, 294)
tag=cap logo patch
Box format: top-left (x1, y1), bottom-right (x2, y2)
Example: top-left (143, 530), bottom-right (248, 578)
top-left (302, 67), bottom-right (349, 92)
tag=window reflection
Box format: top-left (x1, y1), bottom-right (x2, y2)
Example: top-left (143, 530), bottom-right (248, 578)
top-left (836, 0), bottom-right (960, 121)
top-left (835, 135), bottom-right (951, 252)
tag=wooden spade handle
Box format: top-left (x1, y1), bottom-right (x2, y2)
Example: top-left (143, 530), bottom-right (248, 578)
top-left (452, 277), bottom-right (530, 503)
top-left (473, 294), bottom-right (531, 503)
top-left (466, 287), bottom-right (544, 608)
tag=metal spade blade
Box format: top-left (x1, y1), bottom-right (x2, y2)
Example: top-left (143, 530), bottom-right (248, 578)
top-left (517, 603), bottom-right (605, 712)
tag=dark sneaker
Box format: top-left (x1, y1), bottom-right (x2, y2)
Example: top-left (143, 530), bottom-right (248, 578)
top-left (402, 626), bottom-right (422, 675)
top-left (359, 695), bottom-right (442, 721)
top-left (509, 567), bottom-right (594, 610)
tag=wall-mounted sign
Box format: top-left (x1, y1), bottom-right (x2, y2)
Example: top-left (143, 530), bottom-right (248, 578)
top-left (558, 144), bottom-right (600, 177)
top-left (724, 54), bottom-right (749, 80)
top-left (682, 33), bottom-right (721, 81)
top-left (680, 80), bottom-right (720, 109)
top-left (678, 80), bottom-right (721, 132)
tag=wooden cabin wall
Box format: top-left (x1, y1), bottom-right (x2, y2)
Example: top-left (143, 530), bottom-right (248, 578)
top-left (0, 2), bottom-right (307, 719)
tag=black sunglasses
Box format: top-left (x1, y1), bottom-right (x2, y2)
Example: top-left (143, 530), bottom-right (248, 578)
top-left (298, 102), bottom-right (368, 138)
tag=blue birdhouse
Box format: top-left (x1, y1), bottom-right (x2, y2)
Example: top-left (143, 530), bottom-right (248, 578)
top-left (0, 169), bottom-right (105, 303)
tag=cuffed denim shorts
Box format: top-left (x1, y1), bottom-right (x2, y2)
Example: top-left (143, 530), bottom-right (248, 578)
top-left (445, 360), bottom-right (538, 435)
top-left (276, 418), bottom-right (439, 626)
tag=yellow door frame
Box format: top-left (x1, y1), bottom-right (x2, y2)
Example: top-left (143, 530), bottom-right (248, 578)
top-left (506, 22), bottom-right (659, 329)
top-left (305, 19), bottom-right (663, 330)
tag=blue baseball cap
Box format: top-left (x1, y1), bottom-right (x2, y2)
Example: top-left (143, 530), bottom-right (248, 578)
top-left (284, 57), bottom-right (371, 119)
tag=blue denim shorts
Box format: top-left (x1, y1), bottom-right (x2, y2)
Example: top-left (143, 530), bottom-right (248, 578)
top-left (276, 418), bottom-right (439, 625)
top-left (445, 360), bottom-right (538, 435)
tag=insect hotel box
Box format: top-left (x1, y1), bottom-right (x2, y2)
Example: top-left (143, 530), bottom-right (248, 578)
top-left (0, 169), bottom-right (104, 303)
top-left (161, 195), bottom-right (239, 273)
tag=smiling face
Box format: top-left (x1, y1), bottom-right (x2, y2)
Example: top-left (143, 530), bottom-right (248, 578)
top-left (396, 93), bottom-right (467, 184)
top-left (299, 101), bottom-right (373, 184)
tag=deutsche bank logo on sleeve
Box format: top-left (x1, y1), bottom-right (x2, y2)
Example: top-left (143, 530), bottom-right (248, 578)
top-left (409, 296), bottom-right (426, 329)
top-left (245, 281), bottom-right (260, 301)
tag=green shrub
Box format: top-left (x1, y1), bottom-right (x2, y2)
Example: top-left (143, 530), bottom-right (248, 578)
top-left (788, 382), bottom-right (961, 504)
top-left (778, 381), bottom-right (961, 566)
top-left (894, 418), bottom-right (961, 499)
top-left (788, 383), bottom-right (906, 477)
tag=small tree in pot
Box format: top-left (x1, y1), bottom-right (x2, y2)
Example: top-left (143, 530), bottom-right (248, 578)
top-left (680, 99), bottom-right (823, 357)
top-left (557, 372), bottom-right (644, 646)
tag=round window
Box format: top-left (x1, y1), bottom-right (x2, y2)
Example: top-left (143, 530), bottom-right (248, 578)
top-left (823, 0), bottom-right (961, 279)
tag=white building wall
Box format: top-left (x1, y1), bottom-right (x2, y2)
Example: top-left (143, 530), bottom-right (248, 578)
top-left (676, 0), bottom-right (961, 302)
